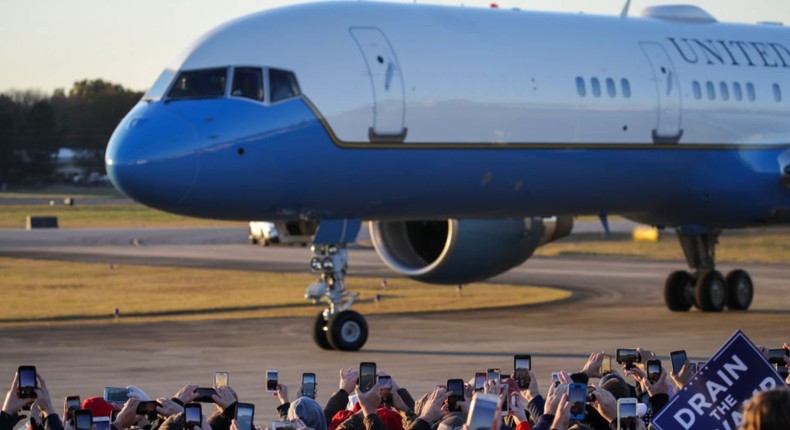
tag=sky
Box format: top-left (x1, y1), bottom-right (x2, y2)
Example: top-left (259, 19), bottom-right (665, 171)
top-left (1, 0), bottom-right (788, 95)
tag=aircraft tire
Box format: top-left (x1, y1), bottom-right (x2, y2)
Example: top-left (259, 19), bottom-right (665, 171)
top-left (327, 310), bottom-right (368, 351)
top-left (664, 270), bottom-right (694, 311)
top-left (313, 312), bottom-right (334, 350)
top-left (695, 270), bottom-right (727, 312)
top-left (725, 269), bottom-right (753, 310)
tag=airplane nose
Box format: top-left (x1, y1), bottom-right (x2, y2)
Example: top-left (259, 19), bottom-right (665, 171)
top-left (105, 106), bottom-right (199, 208)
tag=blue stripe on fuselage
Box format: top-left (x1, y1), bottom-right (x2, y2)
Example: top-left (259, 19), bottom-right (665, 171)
top-left (108, 97), bottom-right (790, 229)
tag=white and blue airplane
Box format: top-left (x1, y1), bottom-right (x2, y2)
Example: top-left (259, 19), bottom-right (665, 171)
top-left (106, 2), bottom-right (790, 350)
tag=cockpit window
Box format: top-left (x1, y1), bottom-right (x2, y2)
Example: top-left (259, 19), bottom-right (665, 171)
top-left (144, 69), bottom-right (176, 101)
top-left (231, 68), bottom-right (264, 101)
top-left (168, 68), bottom-right (227, 100)
top-left (269, 69), bottom-right (301, 103)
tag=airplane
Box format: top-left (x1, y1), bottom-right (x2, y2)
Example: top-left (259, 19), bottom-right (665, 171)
top-left (105, 1), bottom-right (790, 351)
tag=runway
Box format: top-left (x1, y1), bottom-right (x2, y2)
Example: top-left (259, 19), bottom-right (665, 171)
top-left (0, 227), bottom-right (788, 425)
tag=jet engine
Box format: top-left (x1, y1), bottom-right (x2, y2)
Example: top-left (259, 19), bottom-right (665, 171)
top-left (369, 217), bottom-right (573, 284)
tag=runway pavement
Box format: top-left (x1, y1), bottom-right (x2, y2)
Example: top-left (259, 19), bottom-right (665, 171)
top-left (0, 226), bottom-right (788, 426)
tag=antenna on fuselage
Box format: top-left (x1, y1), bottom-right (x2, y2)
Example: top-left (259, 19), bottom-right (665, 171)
top-left (620, 0), bottom-right (632, 18)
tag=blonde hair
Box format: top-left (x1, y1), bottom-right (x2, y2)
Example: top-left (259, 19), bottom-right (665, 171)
top-left (740, 388), bottom-right (790, 430)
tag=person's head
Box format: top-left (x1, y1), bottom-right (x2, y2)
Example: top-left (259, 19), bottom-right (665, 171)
top-left (740, 388), bottom-right (790, 430)
top-left (289, 397), bottom-right (327, 430)
top-left (81, 397), bottom-right (115, 419)
top-left (600, 376), bottom-right (631, 400)
top-left (159, 413), bottom-right (186, 430)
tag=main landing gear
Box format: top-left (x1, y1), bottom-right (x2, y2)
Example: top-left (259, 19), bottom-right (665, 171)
top-left (664, 229), bottom-right (753, 312)
top-left (304, 243), bottom-right (368, 351)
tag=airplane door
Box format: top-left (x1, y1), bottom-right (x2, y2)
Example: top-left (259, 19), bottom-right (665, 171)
top-left (350, 27), bottom-right (407, 143)
top-left (640, 42), bottom-right (683, 144)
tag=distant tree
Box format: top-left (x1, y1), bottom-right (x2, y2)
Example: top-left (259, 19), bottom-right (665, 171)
top-left (18, 100), bottom-right (61, 181)
top-left (0, 95), bottom-right (17, 185)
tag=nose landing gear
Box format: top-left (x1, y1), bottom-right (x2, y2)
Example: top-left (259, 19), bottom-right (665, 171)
top-left (306, 244), bottom-right (368, 351)
top-left (664, 228), bottom-right (754, 312)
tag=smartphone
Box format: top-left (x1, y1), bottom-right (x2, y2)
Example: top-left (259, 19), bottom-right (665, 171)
top-left (66, 396), bottom-right (81, 412)
top-left (670, 350), bottom-right (688, 375)
top-left (514, 355), bottom-right (531, 389)
top-left (617, 398), bottom-right (638, 430)
top-left (378, 375), bottom-right (392, 390)
top-left (235, 403), bottom-right (255, 430)
top-left (616, 349), bottom-right (641, 370)
top-left (184, 403), bottom-right (202, 429)
top-left (93, 416), bottom-right (111, 430)
top-left (214, 372), bottom-right (229, 387)
top-left (359, 362), bottom-right (377, 393)
top-left (466, 393), bottom-right (499, 430)
top-left (271, 422), bottom-right (297, 430)
top-left (768, 349), bottom-right (790, 364)
top-left (486, 368), bottom-right (500, 382)
top-left (103, 387), bottom-right (129, 404)
top-left (551, 372), bottom-right (560, 384)
top-left (266, 369), bottom-right (279, 393)
top-left (647, 359), bottom-right (662, 384)
top-left (17, 366), bottom-right (37, 399)
top-left (302, 373), bottom-right (316, 399)
top-left (688, 362), bottom-right (698, 374)
top-left (136, 401), bottom-right (160, 415)
top-left (447, 379), bottom-right (465, 401)
top-left (194, 387), bottom-right (217, 403)
top-left (601, 354), bottom-right (612, 375)
top-left (567, 383), bottom-right (587, 421)
top-left (474, 372), bottom-right (486, 392)
top-left (73, 409), bottom-right (92, 430)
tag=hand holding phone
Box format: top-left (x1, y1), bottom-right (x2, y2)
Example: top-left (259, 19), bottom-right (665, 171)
top-left (17, 366), bottom-right (38, 400)
top-left (670, 350), bottom-right (687, 375)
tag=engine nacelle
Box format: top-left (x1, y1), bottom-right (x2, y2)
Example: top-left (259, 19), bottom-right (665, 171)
top-left (369, 217), bottom-right (572, 284)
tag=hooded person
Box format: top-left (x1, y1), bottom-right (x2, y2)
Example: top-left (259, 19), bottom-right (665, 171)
top-left (289, 397), bottom-right (328, 430)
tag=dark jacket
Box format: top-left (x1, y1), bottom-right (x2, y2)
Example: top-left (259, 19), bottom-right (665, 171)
top-left (363, 414), bottom-right (387, 430)
top-left (325, 390), bottom-right (351, 425)
top-left (208, 401), bottom-right (238, 430)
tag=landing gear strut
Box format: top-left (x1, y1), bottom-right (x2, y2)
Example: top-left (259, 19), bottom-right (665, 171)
top-left (664, 228), bottom-right (753, 312)
top-left (305, 244), bottom-right (368, 351)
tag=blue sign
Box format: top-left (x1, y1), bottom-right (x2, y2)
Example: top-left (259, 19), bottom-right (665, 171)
top-left (652, 330), bottom-right (785, 430)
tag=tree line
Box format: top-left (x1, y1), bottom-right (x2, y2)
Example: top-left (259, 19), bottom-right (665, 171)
top-left (0, 79), bottom-right (143, 186)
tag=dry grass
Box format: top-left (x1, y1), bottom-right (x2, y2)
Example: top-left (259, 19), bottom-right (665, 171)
top-left (0, 257), bottom-right (570, 326)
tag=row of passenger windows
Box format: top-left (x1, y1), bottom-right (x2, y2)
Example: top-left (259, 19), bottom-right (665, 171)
top-left (691, 81), bottom-right (783, 103)
top-left (167, 67), bottom-right (301, 103)
top-left (575, 77), bottom-right (632, 99)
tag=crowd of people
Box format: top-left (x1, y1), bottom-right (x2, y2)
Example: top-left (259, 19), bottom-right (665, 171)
top-left (2, 346), bottom-right (789, 430)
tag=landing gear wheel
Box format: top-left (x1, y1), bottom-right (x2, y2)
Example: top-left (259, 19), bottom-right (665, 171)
top-left (664, 270), bottom-right (694, 311)
top-left (726, 269), bottom-right (753, 310)
top-left (695, 270), bottom-right (727, 312)
top-left (313, 312), bottom-right (333, 350)
top-left (327, 310), bottom-right (368, 351)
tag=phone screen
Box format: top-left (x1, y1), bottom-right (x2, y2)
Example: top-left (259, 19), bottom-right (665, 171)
top-left (93, 418), bottom-right (110, 430)
top-left (670, 351), bottom-right (687, 375)
top-left (359, 362), bottom-right (377, 393)
top-left (302, 373), bottom-right (316, 399)
top-left (214, 372), bottom-right (229, 387)
top-left (235, 403), bottom-right (254, 430)
top-left (185, 404), bottom-right (202, 427)
top-left (266, 370), bottom-right (279, 391)
top-left (378, 375), bottom-right (392, 390)
top-left (768, 349), bottom-right (789, 363)
top-left (486, 368), bottom-right (500, 381)
top-left (514, 355), bottom-right (531, 389)
top-left (19, 369), bottom-right (36, 389)
top-left (618, 401), bottom-right (637, 430)
top-left (689, 362), bottom-right (697, 374)
top-left (74, 411), bottom-right (92, 430)
top-left (601, 354), bottom-right (612, 375)
top-left (474, 373), bottom-right (486, 391)
top-left (104, 387), bottom-right (128, 403)
top-left (551, 372), bottom-right (560, 383)
top-left (647, 361), bottom-right (661, 383)
top-left (136, 401), bottom-right (159, 415)
top-left (568, 384), bottom-right (587, 421)
top-left (67, 397), bottom-right (81, 411)
top-left (466, 394), bottom-right (499, 430)
top-left (271, 422), bottom-right (297, 430)
top-left (617, 349), bottom-right (638, 362)
top-left (447, 379), bottom-right (465, 400)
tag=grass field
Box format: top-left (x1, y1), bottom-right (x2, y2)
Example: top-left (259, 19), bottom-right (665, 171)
top-left (0, 257), bottom-right (570, 326)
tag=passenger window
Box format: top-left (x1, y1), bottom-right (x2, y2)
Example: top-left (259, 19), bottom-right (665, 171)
top-left (231, 68), bottom-right (264, 101)
top-left (719, 82), bottom-right (729, 101)
top-left (747, 83), bottom-right (756, 101)
top-left (706, 81), bottom-right (715, 100)
top-left (773, 83), bottom-right (782, 102)
top-left (269, 69), bottom-right (301, 103)
top-left (591, 78), bottom-right (601, 97)
top-left (606, 78), bottom-right (616, 97)
top-left (168, 68), bottom-right (227, 99)
top-left (576, 77), bottom-right (586, 97)
top-left (692, 81), bottom-right (702, 100)
top-left (733, 82), bottom-right (743, 101)
top-left (621, 79), bottom-right (631, 98)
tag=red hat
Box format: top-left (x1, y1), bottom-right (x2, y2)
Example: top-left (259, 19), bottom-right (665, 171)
top-left (82, 397), bottom-right (115, 418)
top-left (376, 408), bottom-right (403, 430)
